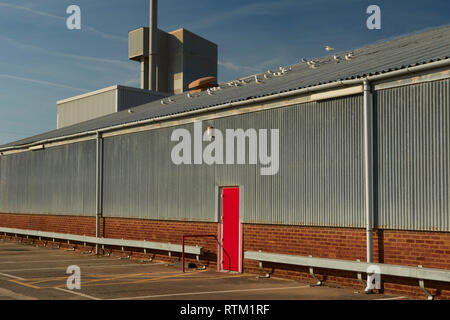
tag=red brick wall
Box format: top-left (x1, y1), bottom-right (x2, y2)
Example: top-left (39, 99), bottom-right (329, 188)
top-left (102, 217), bottom-right (219, 266)
top-left (0, 213), bottom-right (219, 266)
top-left (0, 213), bottom-right (449, 299)
top-left (243, 224), bottom-right (450, 299)
top-left (0, 213), bottom-right (96, 236)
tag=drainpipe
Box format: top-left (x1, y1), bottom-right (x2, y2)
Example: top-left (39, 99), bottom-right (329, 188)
top-left (363, 80), bottom-right (374, 292)
top-left (95, 132), bottom-right (103, 254)
top-left (363, 80), bottom-right (374, 260)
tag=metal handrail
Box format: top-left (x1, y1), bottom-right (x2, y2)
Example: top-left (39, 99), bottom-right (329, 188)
top-left (0, 227), bottom-right (202, 255)
top-left (181, 234), bottom-right (217, 272)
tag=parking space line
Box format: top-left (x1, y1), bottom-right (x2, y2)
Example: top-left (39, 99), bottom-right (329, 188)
top-left (44, 271), bottom-right (241, 289)
top-left (3, 269), bottom-right (186, 290)
top-left (0, 258), bottom-right (113, 264)
top-left (114, 285), bottom-right (311, 300)
top-left (8, 279), bottom-right (41, 289)
top-left (53, 287), bottom-right (102, 300)
top-left (63, 273), bottom-right (252, 289)
top-left (0, 272), bottom-right (25, 280)
top-left (24, 271), bottom-right (174, 282)
top-left (51, 270), bottom-right (209, 288)
top-left (0, 262), bottom-right (162, 272)
top-left (375, 296), bottom-right (408, 300)
top-left (127, 272), bottom-right (247, 286)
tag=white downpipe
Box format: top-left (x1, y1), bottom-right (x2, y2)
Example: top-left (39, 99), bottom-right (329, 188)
top-left (363, 80), bottom-right (375, 294)
top-left (363, 80), bottom-right (373, 264)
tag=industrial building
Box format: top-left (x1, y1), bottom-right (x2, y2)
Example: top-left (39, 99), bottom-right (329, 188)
top-left (0, 3), bottom-right (449, 298)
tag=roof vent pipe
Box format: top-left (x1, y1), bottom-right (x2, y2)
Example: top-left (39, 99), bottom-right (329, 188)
top-left (149, 0), bottom-right (158, 91)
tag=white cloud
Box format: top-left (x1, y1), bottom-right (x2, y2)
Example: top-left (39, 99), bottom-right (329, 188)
top-left (219, 55), bottom-right (290, 79)
top-left (0, 2), bottom-right (127, 42)
top-left (120, 78), bottom-right (141, 87)
top-left (0, 74), bottom-right (88, 92)
top-left (190, 0), bottom-right (318, 30)
top-left (218, 61), bottom-right (260, 74)
top-left (0, 35), bottom-right (134, 71)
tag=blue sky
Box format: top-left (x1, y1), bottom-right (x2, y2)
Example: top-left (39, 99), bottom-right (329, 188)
top-left (0, 0), bottom-right (449, 145)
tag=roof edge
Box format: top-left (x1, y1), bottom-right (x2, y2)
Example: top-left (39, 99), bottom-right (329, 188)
top-left (2, 58), bottom-right (450, 153)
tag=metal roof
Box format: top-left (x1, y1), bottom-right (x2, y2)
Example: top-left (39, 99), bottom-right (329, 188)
top-left (2, 25), bottom-right (450, 149)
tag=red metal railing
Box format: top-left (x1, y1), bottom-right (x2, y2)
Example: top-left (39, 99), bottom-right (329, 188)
top-left (182, 234), bottom-right (217, 273)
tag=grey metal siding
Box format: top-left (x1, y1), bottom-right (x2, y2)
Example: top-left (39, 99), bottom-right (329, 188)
top-left (0, 141), bottom-right (96, 215)
top-left (102, 95), bottom-right (366, 226)
top-left (57, 89), bottom-right (117, 128)
top-left (3, 79), bottom-right (449, 231)
top-left (128, 27), bottom-right (147, 60)
top-left (102, 126), bottom-right (216, 221)
top-left (249, 95), bottom-right (365, 226)
top-left (117, 87), bottom-right (167, 112)
top-left (376, 79), bottom-right (450, 231)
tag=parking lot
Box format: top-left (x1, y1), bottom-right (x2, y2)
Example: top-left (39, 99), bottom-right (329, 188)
top-left (0, 239), bottom-right (408, 300)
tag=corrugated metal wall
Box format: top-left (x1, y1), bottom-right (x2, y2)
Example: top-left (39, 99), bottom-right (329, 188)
top-left (102, 94), bottom-right (366, 227)
top-left (376, 79), bottom-right (450, 231)
top-left (251, 96), bottom-right (365, 226)
top-left (0, 141), bottom-right (96, 215)
top-left (128, 28), bottom-right (147, 59)
top-left (102, 127), bottom-right (215, 221)
top-left (117, 87), bottom-right (166, 112)
top-left (57, 89), bottom-right (117, 128)
top-left (2, 79), bottom-right (449, 231)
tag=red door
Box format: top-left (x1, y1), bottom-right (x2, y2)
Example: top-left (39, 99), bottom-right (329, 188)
top-left (221, 187), bottom-right (240, 272)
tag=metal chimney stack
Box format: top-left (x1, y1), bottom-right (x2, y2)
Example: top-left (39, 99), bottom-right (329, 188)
top-left (129, 0), bottom-right (217, 94)
top-left (149, 0), bottom-right (158, 91)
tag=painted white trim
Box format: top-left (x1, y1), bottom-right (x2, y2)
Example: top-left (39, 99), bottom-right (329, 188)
top-left (310, 85), bottom-right (363, 101)
top-left (57, 85), bottom-right (167, 105)
top-left (57, 85), bottom-right (119, 104)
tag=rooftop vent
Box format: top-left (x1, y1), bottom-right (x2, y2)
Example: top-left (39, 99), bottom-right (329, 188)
top-left (188, 76), bottom-right (217, 93)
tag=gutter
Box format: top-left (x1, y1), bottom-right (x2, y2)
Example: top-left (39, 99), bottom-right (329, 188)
top-left (0, 58), bottom-right (449, 153)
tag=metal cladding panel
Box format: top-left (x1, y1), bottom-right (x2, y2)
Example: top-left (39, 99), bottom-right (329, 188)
top-left (102, 126), bottom-right (216, 221)
top-left (128, 27), bottom-right (148, 60)
top-left (102, 94), bottom-right (365, 227)
top-left (212, 115), bottom-right (258, 222)
top-left (248, 96), bottom-right (365, 226)
top-left (57, 89), bottom-right (117, 128)
top-left (376, 79), bottom-right (450, 231)
top-left (117, 87), bottom-right (168, 112)
top-left (0, 141), bottom-right (96, 215)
